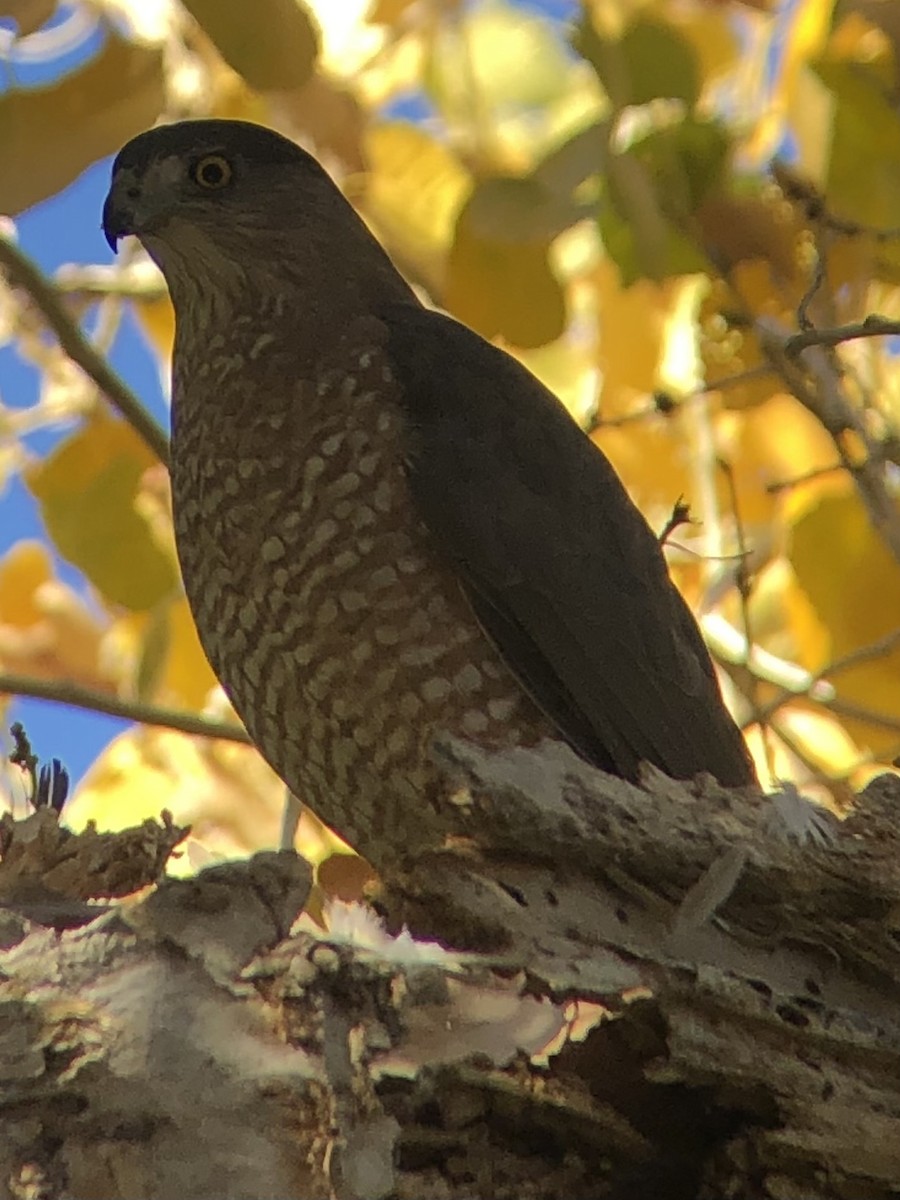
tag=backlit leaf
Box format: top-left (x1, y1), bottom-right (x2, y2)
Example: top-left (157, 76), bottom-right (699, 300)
top-left (788, 482), bottom-right (900, 754)
top-left (182, 0), bottom-right (319, 90)
top-left (361, 122), bottom-right (472, 294)
top-left (25, 415), bottom-right (178, 611)
top-left (445, 176), bottom-right (568, 347)
top-left (0, 540), bottom-right (53, 628)
top-left (0, 27), bottom-right (164, 214)
top-left (424, 0), bottom-right (572, 119)
top-left (620, 17), bottom-right (700, 107)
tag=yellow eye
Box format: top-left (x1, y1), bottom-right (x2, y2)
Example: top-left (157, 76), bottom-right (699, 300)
top-left (190, 154), bottom-right (233, 190)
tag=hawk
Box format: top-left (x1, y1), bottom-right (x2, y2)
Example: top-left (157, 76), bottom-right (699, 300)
top-left (103, 120), bottom-right (755, 865)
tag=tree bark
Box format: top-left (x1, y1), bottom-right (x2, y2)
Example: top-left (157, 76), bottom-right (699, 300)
top-left (2, 743), bottom-right (899, 1199)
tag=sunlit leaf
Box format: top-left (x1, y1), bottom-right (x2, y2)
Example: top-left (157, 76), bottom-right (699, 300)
top-left (0, 544), bottom-right (112, 689)
top-left (620, 17), bottom-right (700, 107)
top-left (0, 540), bottom-right (53, 628)
top-left (0, 0), bottom-right (56, 35)
top-left (675, 4), bottom-right (740, 89)
top-left (25, 415), bottom-right (178, 611)
top-left (182, 0), bottom-right (319, 90)
top-left (366, 0), bottom-right (418, 24)
top-left (717, 393), bottom-right (838, 527)
top-left (788, 481), bottom-right (900, 753)
top-left (361, 122), bottom-right (472, 293)
top-left (134, 291), bottom-right (175, 362)
top-left (160, 596), bottom-right (220, 710)
top-left (814, 47), bottom-right (900, 272)
top-left (0, 27), bottom-right (164, 214)
top-left (424, 0), bottom-right (572, 119)
top-left (445, 176), bottom-right (569, 347)
top-left (65, 727), bottom-right (284, 864)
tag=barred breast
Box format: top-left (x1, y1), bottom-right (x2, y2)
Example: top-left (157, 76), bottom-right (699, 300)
top-left (170, 324), bottom-right (554, 863)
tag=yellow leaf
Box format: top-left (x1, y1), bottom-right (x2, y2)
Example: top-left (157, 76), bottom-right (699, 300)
top-left (745, 554), bottom-right (831, 670)
top-left (3, 1), bottom-right (56, 36)
top-left (674, 4), bottom-right (740, 90)
top-left (788, 481), bottom-right (900, 754)
top-left (0, 28), bottom-right (164, 214)
top-left (361, 122), bottom-right (472, 294)
top-left (592, 414), bottom-right (696, 528)
top-left (317, 851), bottom-right (377, 904)
top-left (445, 177), bottom-right (567, 348)
top-left (0, 551), bottom-right (113, 690)
top-left (25, 414), bottom-right (178, 611)
top-left (134, 293), bottom-right (175, 362)
top-left (366, 0), bottom-right (418, 24)
top-left (66, 726), bottom-right (344, 869)
top-left (182, 0), bottom-right (319, 90)
top-left (594, 257), bottom-right (681, 404)
top-left (696, 194), bottom-right (803, 283)
top-left (160, 596), bottom-right (220, 711)
top-left (716, 393), bottom-right (838, 527)
top-left (66, 727), bottom-right (281, 858)
top-left (424, 0), bottom-right (572, 119)
top-left (777, 703), bottom-right (864, 777)
top-left (0, 541), bottom-right (53, 628)
top-left (304, 0), bottom-right (386, 76)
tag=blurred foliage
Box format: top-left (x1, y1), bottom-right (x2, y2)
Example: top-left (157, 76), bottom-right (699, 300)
top-left (2, 0), bottom-right (900, 891)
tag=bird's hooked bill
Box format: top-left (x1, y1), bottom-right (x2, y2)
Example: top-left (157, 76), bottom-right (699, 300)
top-left (102, 191), bottom-right (127, 253)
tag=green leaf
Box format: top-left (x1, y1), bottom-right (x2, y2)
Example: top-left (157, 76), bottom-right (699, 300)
top-left (621, 17), bottom-right (700, 107)
top-left (599, 118), bottom-right (729, 283)
top-left (814, 57), bottom-right (900, 271)
top-left (574, 12), bottom-right (700, 109)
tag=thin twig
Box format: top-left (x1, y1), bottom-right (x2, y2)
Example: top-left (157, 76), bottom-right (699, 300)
top-left (0, 235), bottom-right (169, 466)
top-left (55, 262), bottom-right (168, 301)
top-left (796, 251), bottom-right (827, 333)
top-left (657, 497), bottom-right (693, 547)
top-left (756, 317), bottom-right (900, 566)
top-left (766, 462), bottom-right (844, 495)
top-left (785, 314), bottom-right (900, 358)
top-left (592, 367), bottom-right (777, 431)
top-left (0, 672), bottom-right (252, 745)
top-left (749, 627), bottom-right (900, 728)
top-left (825, 698), bottom-right (900, 735)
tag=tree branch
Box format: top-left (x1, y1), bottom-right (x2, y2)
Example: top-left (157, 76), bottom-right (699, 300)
top-left (749, 627), bottom-right (900, 729)
top-left (784, 313), bottom-right (900, 357)
top-left (0, 234), bottom-right (170, 466)
top-left (0, 672), bottom-right (251, 745)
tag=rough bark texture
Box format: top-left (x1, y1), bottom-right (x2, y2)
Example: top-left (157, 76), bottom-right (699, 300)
top-left (1, 746), bottom-right (899, 1200)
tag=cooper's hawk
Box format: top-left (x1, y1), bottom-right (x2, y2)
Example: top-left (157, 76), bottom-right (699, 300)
top-left (103, 120), bottom-right (755, 865)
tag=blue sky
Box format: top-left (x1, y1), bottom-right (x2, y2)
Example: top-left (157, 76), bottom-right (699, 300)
top-left (1, 0), bottom-right (578, 792)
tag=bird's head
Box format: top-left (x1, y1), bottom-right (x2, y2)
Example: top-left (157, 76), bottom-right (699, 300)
top-left (104, 121), bottom-right (320, 264)
top-left (102, 120), bottom-right (411, 314)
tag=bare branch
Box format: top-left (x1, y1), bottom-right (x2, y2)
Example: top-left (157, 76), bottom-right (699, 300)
top-left (657, 497), bottom-right (693, 546)
top-left (0, 234), bottom-right (170, 466)
top-left (0, 672), bottom-right (251, 745)
top-left (785, 314), bottom-right (900, 358)
top-left (743, 627), bottom-right (900, 733)
top-left (766, 462), bottom-right (844, 494)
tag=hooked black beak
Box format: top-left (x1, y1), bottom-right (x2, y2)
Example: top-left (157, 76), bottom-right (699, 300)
top-left (102, 189), bottom-right (131, 253)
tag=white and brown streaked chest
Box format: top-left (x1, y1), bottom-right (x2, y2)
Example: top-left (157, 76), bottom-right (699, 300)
top-left (169, 325), bottom-right (552, 859)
